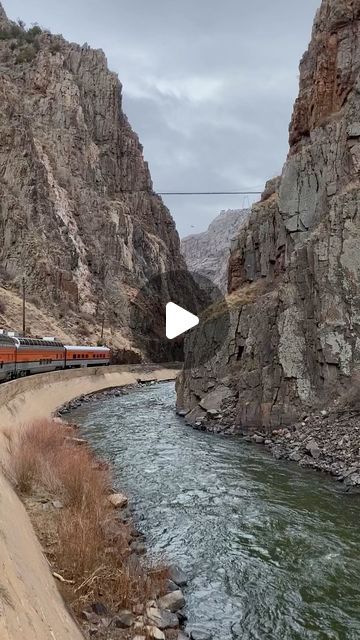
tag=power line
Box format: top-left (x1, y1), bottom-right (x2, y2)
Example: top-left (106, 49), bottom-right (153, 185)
top-left (158, 191), bottom-right (262, 196)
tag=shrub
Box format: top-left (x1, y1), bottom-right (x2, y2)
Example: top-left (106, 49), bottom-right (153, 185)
top-left (15, 45), bottom-right (37, 64)
top-left (78, 322), bottom-right (91, 337)
top-left (10, 419), bottom-right (66, 492)
top-left (10, 24), bottom-right (24, 39)
top-left (56, 446), bottom-right (110, 509)
top-left (0, 299), bottom-right (6, 315)
top-left (8, 418), bottom-right (169, 616)
top-left (25, 25), bottom-right (42, 42)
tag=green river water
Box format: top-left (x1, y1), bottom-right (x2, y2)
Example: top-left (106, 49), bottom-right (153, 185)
top-left (69, 382), bottom-right (360, 640)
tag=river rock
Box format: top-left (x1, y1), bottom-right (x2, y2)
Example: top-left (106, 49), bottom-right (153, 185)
top-left (206, 409), bottom-right (220, 419)
top-left (113, 610), bottom-right (136, 628)
top-left (169, 565), bottom-right (188, 587)
top-left (146, 606), bottom-right (179, 629)
top-left (306, 439), bottom-right (321, 459)
top-left (52, 500), bottom-right (63, 510)
top-left (177, 608), bottom-right (188, 625)
top-left (289, 451), bottom-right (302, 463)
top-left (145, 626), bottom-right (165, 640)
top-left (108, 493), bottom-right (128, 509)
top-left (165, 579), bottom-right (179, 593)
top-left (158, 590), bottom-right (185, 612)
top-left (91, 602), bottom-right (108, 616)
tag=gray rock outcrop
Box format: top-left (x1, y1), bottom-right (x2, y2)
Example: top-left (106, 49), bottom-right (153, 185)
top-left (177, 0), bottom-right (360, 430)
top-left (181, 209), bottom-right (250, 293)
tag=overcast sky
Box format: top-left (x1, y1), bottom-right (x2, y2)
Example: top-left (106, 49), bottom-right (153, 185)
top-left (6, 0), bottom-right (320, 237)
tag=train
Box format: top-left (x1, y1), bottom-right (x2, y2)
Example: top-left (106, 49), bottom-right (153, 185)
top-left (0, 334), bottom-right (111, 382)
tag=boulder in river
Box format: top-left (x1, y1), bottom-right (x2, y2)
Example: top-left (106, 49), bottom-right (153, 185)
top-left (108, 492), bottom-right (128, 508)
top-left (165, 578), bottom-right (179, 592)
top-left (168, 565), bottom-right (188, 587)
top-left (146, 605), bottom-right (179, 629)
top-left (158, 590), bottom-right (185, 612)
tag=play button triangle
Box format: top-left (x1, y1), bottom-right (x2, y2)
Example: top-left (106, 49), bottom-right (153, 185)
top-left (166, 302), bottom-right (199, 340)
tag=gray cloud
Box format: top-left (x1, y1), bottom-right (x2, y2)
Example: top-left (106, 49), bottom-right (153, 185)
top-left (5, 0), bottom-right (320, 236)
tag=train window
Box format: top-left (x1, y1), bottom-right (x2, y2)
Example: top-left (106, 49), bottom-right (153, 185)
top-left (73, 354), bottom-right (76, 359)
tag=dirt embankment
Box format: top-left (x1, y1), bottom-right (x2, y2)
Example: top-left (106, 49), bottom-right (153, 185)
top-left (0, 365), bottom-right (179, 640)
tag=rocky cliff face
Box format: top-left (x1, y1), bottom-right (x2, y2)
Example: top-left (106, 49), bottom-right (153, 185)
top-left (0, 4), bottom-right (190, 353)
top-left (177, 0), bottom-right (360, 430)
top-left (181, 209), bottom-right (250, 293)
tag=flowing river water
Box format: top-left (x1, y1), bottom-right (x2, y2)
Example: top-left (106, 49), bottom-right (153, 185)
top-left (69, 382), bottom-right (360, 640)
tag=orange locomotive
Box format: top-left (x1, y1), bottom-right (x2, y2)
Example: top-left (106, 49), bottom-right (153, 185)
top-left (0, 335), bottom-right (111, 383)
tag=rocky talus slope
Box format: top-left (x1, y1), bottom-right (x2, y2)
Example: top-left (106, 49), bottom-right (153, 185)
top-left (181, 209), bottom-right (250, 293)
top-left (177, 0), bottom-right (360, 455)
top-left (0, 4), bottom-right (191, 356)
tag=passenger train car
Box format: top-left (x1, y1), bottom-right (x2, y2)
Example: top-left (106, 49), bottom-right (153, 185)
top-left (0, 334), bottom-right (111, 382)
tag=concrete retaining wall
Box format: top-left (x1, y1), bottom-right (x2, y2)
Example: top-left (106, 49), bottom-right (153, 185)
top-left (0, 364), bottom-right (178, 429)
top-left (0, 364), bottom-right (178, 640)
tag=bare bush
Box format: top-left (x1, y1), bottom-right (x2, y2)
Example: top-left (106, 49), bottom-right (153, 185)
top-left (8, 418), bottom-right (168, 615)
top-left (10, 420), bottom-right (66, 492)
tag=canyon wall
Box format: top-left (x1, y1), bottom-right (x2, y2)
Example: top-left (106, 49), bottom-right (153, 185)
top-left (181, 208), bottom-right (250, 293)
top-left (177, 0), bottom-right (360, 431)
top-left (0, 4), bottom-right (191, 354)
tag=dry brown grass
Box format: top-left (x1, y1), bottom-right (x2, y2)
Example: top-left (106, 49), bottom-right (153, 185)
top-left (10, 419), bottom-right (66, 493)
top-left (199, 280), bottom-right (269, 324)
top-left (9, 419), bottom-right (168, 617)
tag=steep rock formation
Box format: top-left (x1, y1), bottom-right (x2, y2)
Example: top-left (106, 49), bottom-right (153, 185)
top-left (177, 0), bottom-right (360, 430)
top-left (0, 4), bottom-right (191, 354)
top-left (181, 209), bottom-right (250, 293)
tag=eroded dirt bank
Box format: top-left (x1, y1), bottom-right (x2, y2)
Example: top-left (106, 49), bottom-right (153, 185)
top-left (0, 365), bottom-right (179, 640)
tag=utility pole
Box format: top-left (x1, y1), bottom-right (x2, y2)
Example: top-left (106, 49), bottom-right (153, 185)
top-left (100, 315), bottom-right (105, 344)
top-left (22, 276), bottom-right (26, 337)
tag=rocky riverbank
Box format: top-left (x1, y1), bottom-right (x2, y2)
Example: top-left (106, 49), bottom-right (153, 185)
top-left (181, 405), bottom-right (360, 490)
top-left (57, 381), bottom-right (158, 416)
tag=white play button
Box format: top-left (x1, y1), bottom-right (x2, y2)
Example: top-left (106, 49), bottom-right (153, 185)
top-left (166, 302), bottom-right (199, 340)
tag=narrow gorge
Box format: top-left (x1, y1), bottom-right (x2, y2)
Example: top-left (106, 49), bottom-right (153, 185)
top-left (1, 1), bottom-right (360, 639)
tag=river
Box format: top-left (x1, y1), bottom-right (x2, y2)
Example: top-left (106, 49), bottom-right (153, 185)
top-left (69, 382), bottom-right (360, 640)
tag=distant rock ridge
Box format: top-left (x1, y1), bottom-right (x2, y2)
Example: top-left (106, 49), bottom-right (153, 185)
top-left (177, 0), bottom-right (360, 430)
top-left (181, 209), bottom-right (250, 293)
top-left (0, 2), bottom-right (193, 355)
